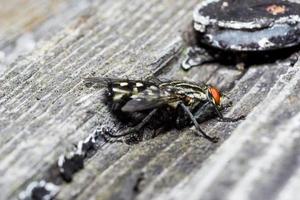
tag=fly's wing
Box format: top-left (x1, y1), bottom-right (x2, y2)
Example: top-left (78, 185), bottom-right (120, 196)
top-left (84, 77), bottom-right (159, 107)
top-left (84, 77), bottom-right (150, 98)
top-left (84, 77), bottom-right (180, 112)
top-left (121, 86), bottom-right (179, 112)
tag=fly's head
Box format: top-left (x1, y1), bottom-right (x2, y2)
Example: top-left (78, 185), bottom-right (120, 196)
top-left (207, 86), bottom-right (222, 108)
top-left (171, 82), bottom-right (222, 110)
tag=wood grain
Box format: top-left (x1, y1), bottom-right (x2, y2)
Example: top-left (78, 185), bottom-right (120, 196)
top-left (0, 0), bottom-right (300, 200)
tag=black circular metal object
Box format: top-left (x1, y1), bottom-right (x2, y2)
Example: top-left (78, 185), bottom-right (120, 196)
top-left (194, 0), bottom-right (300, 51)
top-left (182, 0), bottom-right (300, 70)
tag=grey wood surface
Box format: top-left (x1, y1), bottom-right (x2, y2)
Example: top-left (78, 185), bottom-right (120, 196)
top-left (0, 0), bottom-right (300, 200)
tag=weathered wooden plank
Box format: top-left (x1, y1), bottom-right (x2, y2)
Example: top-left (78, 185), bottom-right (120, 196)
top-left (0, 0), bottom-right (90, 76)
top-left (0, 0), bottom-right (195, 199)
top-left (165, 61), bottom-right (300, 200)
top-left (0, 0), bottom-right (300, 200)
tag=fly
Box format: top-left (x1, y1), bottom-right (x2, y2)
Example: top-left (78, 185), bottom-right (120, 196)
top-left (84, 77), bottom-right (244, 143)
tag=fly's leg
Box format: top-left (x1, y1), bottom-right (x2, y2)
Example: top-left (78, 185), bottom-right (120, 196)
top-left (179, 102), bottom-right (219, 143)
top-left (193, 101), bottom-right (245, 123)
top-left (103, 108), bottom-right (158, 139)
top-left (92, 126), bottom-right (123, 143)
top-left (216, 115), bottom-right (245, 122)
top-left (193, 102), bottom-right (214, 123)
top-left (101, 133), bottom-right (123, 143)
top-left (211, 102), bottom-right (246, 122)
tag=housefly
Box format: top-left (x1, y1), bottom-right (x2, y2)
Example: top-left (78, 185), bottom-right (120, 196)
top-left (84, 77), bottom-right (244, 143)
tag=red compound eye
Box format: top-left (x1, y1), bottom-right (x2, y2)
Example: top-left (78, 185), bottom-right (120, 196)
top-left (208, 87), bottom-right (221, 105)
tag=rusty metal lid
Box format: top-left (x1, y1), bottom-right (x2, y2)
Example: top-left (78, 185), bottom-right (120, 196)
top-left (193, 0), bottom-right (300, 51)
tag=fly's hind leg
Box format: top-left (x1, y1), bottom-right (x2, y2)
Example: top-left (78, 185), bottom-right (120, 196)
top-left (216, 115), bottom-right (245, 122)
top-left (103, 109), bottom-right (158, 141)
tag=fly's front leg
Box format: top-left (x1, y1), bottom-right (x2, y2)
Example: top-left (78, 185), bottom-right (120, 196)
top-left (211, 102), bottom-right (245, 122)
top-left (179, 102), bottom-right (219, 143)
